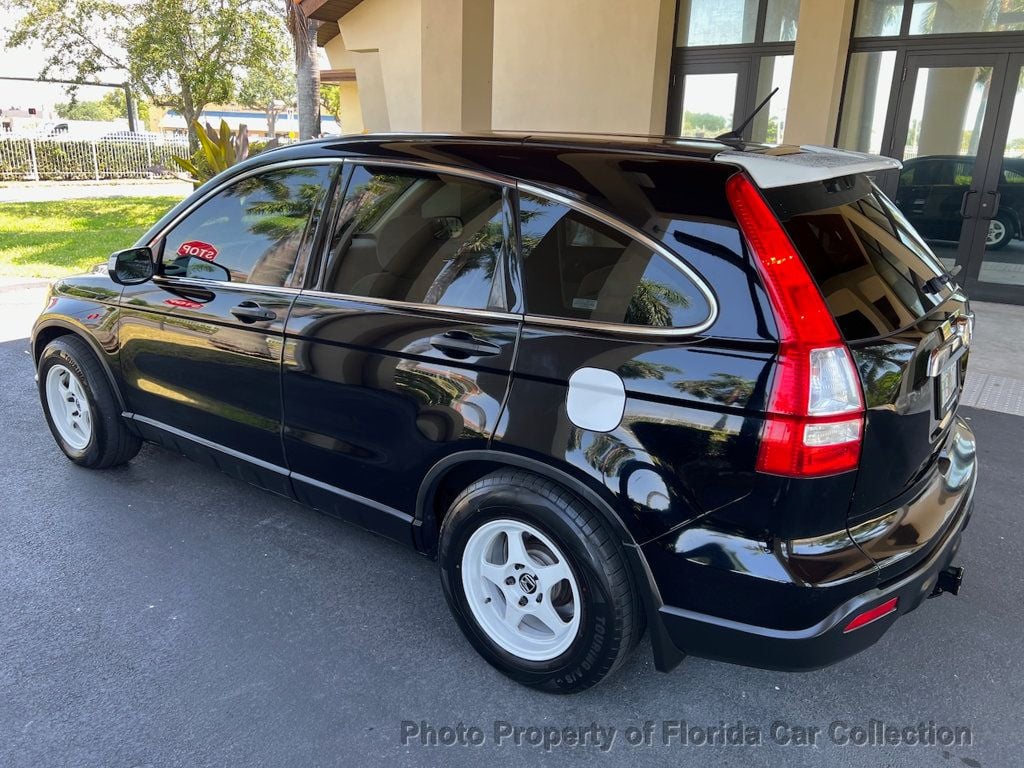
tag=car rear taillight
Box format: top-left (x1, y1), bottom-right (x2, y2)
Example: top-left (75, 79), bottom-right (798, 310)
top-left (726, 173), bottom-right (864, 478)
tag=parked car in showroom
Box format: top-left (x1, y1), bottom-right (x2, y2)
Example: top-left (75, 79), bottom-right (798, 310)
top-left (897, 154), bottom-right (1024, 250)
top-left (32, 133), bottom-right (977, 692)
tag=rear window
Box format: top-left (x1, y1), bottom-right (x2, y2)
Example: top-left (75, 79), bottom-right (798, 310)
top-left (766, 175), bottom-right (952, 341)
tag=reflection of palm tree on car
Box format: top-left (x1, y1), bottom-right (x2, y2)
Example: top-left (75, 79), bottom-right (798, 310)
top-left (625, 279), bottom-right (690, 327)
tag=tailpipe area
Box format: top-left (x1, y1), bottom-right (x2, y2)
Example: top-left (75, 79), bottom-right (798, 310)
top-left (930, 565), bottom-right (965, 598)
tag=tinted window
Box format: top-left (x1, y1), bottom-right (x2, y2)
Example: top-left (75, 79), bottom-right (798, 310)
top-left (518, 193), bottom-right (708, 328)
top-left (767, 176), bottom-right (951, 341)
top-left (321, 165), bottom-right (508, 310)
top-left (162, 165), bottom-right (333, 287)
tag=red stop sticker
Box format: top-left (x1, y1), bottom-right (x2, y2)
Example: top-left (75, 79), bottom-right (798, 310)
top-left (164, 298), bottom-right (205, 309)
top-left (177, 240), bottom-right (218, 261)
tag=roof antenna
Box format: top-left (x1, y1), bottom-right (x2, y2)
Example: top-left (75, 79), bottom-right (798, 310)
top-left (717, 87), bottom-right (779, 142)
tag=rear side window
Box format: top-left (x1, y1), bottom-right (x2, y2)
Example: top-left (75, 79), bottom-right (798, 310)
top-left (320, 165), bottom-right (509, 310)
top-left (162, 165), bottom-right (334, 287)
top-left (518, 193), bottom-right (710, 328)
top-left (767, 175), bottom-right (951, 341)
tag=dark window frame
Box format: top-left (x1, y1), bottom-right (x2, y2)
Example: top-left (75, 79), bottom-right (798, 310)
top-left (667, 0), bottom-right (799, 140)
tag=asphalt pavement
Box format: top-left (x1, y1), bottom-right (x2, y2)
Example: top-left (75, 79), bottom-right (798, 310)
top-left (1, 290), bottom-right (1022, 767)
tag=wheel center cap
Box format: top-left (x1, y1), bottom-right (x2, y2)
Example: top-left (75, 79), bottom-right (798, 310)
top-left (518, 572), bottom-right (538, 594)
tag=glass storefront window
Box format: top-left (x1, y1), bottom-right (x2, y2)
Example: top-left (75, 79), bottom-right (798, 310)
top-left (902, 66), bottom-right (993, 159)
top-left (910, 0), bottom-right (1024, 35)
top-left (837, 51), bottom-right (898, 154)
top-left (854, 0), bottom-right (906, 37)
top-left (751, 55), bottom-right (793, 143)
top-left (763, 0), bottom-right (801, 42)
top-left (680, 72), bottom-right (738, 137)
top-left (676, 0), bottom-right (759, 45)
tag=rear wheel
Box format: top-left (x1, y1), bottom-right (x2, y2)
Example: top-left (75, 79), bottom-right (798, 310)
top-left (37, 336), bottom-right (141, 468)
top-left (986, 214), bottom-right (1014, 250)
top-left (438, 470), bottom-right (642, 693)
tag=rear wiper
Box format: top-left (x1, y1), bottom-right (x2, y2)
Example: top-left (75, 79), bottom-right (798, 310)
top-left (923, 265), bottom-right (962, 294)
top-left (717, 87), bottom-right (779, 142)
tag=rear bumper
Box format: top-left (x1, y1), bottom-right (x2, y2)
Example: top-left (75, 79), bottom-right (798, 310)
top-left (658, 489), bottom-right (972, 670)
top-left (643, 416), bottom-right (977, 672)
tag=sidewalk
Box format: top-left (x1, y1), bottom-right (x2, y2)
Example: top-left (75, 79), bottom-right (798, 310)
top-left (960, 300), bottom-right (1024, 417)
top-left (0, 179), bottom-right (191, 203)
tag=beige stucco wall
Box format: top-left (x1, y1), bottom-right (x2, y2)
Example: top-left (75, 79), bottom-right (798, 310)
top-left (322, 0), bottom-right (856, 145)
top-left (490, 0), bottom-right (675, 133)
top-left (784, 0), bottom-right (857, 146)
top-left (330, 0), bottom-right (422, 130)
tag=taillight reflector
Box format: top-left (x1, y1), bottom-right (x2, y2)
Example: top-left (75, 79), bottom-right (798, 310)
top-left (725, 173), bottom-right (865, 477)
top-left (843, 597), bottom-right (899, 633)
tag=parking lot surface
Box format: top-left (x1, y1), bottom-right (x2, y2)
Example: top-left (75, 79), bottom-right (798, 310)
top-left (1, 290), bottom-right (1021, 767)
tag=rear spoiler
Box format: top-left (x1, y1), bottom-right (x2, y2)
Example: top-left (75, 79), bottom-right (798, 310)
top-left (715, 145), bottom-right (902, 188)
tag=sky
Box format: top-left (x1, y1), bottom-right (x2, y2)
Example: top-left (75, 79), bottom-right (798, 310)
top-left (0, 6), bottom-right (126, 113)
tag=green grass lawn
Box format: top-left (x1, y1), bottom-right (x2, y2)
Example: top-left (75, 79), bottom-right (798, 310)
top-left (0, 196), bottom-right (181, 280)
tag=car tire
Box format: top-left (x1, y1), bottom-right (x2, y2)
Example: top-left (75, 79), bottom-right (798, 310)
top-left (438, 469), bottom-right (643, 693)
top-left (986, 214), bottom-right (1015, 250)
top-left (37, 335), bottom-right (142, 469)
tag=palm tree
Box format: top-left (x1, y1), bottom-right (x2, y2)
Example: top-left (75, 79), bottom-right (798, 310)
top-left (285, 0), bottom-right (321, 139)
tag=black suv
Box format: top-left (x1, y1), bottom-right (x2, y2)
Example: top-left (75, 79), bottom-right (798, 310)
top-left (897, 154), bottom-right (1024, 250)
top-left (33, 134), bottom-right (977, 692)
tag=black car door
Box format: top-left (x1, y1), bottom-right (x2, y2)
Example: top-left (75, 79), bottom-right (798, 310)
top-left (118, 161), bottom-right (338, 494)
top-left (282, 162), bottom-right (520, 542)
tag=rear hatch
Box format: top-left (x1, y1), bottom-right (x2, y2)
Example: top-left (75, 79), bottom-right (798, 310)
top-left (763, 173), bottom-right (971, 521)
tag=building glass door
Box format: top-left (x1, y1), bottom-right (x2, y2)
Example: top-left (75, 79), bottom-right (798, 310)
top-left (838, 0), bottom-right (1024, 303)
top-left (885, 52), bottom-right (1024, 299)
top-left (975, 55), bottom-right (1024, 298)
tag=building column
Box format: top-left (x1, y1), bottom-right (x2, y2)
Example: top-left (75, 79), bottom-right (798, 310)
top-left (421, 0), bottom-right (493, 131)
top-left (785, 0), bottom-right (857, 146)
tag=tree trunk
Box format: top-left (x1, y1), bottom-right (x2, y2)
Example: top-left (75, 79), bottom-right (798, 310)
top-left (293, 13), bottom-right (321, 140)
top-left (181, 87), bottom-right (200, 153)
top-left (267, 107), bottom-right (278, 139)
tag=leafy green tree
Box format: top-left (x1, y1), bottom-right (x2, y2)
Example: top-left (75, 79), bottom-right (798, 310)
top-left (683, 111), bottom-right (728, 135)
top-left (55, 90), bottom-right (150, 124)
top-left (239, 36), bottom-right (295, 140)
top-left (321, 84), bottom-right (343, 130)
top-left (7, 0), bottom-right (286, 150)
top-left (55, 99), bottom-right (118, 121)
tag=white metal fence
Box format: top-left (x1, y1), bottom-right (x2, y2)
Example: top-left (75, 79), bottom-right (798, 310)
top-left (0, 136), bottom-right (191, 181)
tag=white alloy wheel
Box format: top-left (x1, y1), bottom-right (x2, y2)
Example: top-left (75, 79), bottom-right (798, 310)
top-left (461, 519), bottom-right (582, 661)
top-left (987, 218), bottom-right (1007, 247)
top-left (45, 364), bottom-right (92, 451)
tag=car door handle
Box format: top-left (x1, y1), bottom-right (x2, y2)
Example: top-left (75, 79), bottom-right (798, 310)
top-left (230, 301), bottom-right (277, 322)
top-left (959, 189), bottom-right (978, 219)
top-left (429, 331), bottom-right (501, 358)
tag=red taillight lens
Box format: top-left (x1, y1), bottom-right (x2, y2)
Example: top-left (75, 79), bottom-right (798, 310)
top-left (843, 597), bottom-right (899, 633)
top-left (726, 173), bottom-right (864, 478)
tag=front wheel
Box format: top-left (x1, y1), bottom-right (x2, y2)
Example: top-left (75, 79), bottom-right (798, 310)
top-left (37, 335), bottom-right (142, 468)
top-left (438, 470), bottom-right (642, 693)
top-left (986, 214), bottom-right (1015, 250)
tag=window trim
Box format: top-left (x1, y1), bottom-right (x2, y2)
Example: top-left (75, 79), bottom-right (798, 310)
top-left (513, 182), bottom-right (719, 336)
top-left (147, 158), bottom-right (345, 294)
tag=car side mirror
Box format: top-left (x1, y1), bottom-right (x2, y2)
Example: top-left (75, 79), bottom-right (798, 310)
top-left (108, 246), bottom-right (155, 285)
